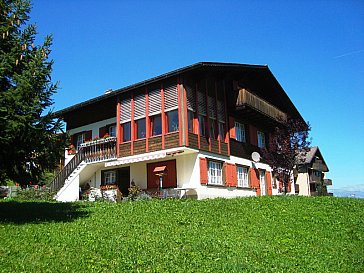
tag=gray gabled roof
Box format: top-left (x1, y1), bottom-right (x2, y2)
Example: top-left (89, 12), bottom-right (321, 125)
top-left (297, 146), bottom-right (329, 172)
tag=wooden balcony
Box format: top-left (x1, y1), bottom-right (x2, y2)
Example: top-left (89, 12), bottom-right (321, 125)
top-left (80, 137), bottom-right (117, 163)
top-left (236, 88), bottom-right (287, 123)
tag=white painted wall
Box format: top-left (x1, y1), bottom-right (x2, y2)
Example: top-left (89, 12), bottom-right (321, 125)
top-left (130, 162), bottom-right (148, 189)
top-left (296, 172), bottom-right (310, 196)
top-left (68, 117), bottom-right (116, 138)
top-left (56, 175), bottom-right (80, 202)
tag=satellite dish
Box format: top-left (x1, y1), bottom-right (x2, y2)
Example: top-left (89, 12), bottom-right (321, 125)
top-left (251, 152), bottom-right (261, 162)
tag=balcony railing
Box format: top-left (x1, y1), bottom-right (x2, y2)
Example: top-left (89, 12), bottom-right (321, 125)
top-left (80, 137), bottom-right (117, 163)
top-left (236, 88), bottom-right (287, 122)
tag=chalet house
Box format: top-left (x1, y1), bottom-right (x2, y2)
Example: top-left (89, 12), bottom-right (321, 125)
top-left (295, 146), bottom-right (332, 196)
top-left (51, 62), bottom-right (305, 201)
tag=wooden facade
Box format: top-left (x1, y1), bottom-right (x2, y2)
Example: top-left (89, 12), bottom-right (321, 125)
top-left (55, 63), bottom-right (303, 197)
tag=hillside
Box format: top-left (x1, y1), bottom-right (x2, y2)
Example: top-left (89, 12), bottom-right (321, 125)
top-left (0, 196), bottom-right (363, 272)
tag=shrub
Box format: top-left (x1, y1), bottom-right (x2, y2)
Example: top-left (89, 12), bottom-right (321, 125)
top-left (14, 187), bottom-right (55, 201)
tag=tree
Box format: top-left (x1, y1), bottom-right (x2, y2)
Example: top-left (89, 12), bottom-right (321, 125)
top-left (262, 118), bottom-right (311, 194)
top-left (0, 0), bottom-right (65, 186)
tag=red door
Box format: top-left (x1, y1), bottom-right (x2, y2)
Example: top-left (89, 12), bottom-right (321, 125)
top-left (147, 160), bottom-right (177, 189)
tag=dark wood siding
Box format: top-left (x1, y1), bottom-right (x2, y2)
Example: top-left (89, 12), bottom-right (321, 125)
top-left (221, 143), bottom-right (228, 156)
top-left (211, 139), bottom-right (219, 154)
top-left (200, 136), bottom-right (209, 152)
top-left (188, 133), bottom-right (199, 150)
top-left (134, 139), bottom-right (146, 155)
top-left (230, 139), bottom-right (260, 160)
top-left (149, 136), bottom-right (162, 152)
top-left (164, 132), bottom-right (179, 149)
top-left (119, 142), bottom-right (131, 157)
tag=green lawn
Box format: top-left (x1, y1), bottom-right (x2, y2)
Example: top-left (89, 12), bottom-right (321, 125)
top-left (0, 196), bottom-right (363, 272)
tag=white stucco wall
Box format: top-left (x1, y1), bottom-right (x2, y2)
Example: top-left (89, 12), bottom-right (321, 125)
top-left (296, 173), bottom-right (310, 196)
top-left (56, 175), bottom-right (80, 202)
top-left (130, 162), bottom-right (148, 189)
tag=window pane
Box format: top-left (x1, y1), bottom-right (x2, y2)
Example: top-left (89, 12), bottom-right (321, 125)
top-left (188, 111), bottom-right (194, 133)
top-left (235, 122), bottom-right (245, 142)
top-left (218, 122), bottom-right (225, 141)
top-left (136, 118), bottom-right (146, 139)
top-left (151, 115), bottom-right (162, 136)
top-left (208, 161), bottom-right (222, 185)
top-left (258, 131), bottom-right (265, 148)
top-left (167, 110), bottom-right (179, 132)
top-left (109, 125), bottom-right (116, 137)
top-left (76, 134), bottom-right (85, 150)
top-left (123, 122), bottom-right (131, 142)
top-left (198, 115), bottom-right (205, 136)
top-left (209, 119), bottom-right (216, 139)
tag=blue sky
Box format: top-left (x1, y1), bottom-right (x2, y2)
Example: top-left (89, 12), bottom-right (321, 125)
top-left (30, 0), bottom-right (364, 189)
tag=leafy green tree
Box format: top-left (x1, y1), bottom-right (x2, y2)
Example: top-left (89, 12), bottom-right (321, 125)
top-left (0, 0), bottom-right (65, 186)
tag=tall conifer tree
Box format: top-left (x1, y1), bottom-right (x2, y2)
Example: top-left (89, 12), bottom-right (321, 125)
top-left (0, 0), bottom-right (65, 185)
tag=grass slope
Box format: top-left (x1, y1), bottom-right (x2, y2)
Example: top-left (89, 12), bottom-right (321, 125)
top-left (0, 196), bottom-right (363, 272)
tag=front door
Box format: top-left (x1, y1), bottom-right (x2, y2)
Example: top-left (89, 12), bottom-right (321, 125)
top-left (259, 170), bottom-right (267, 196)
top-left (117, 167), bottom-right (130, 196)
top-left (147, 160), bottom-right (177, 189)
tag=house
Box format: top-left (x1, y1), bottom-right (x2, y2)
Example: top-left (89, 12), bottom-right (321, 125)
top-left (51, 62), bottom-right (305, 201)
top-left (294, 146), bottom-right (332, 196)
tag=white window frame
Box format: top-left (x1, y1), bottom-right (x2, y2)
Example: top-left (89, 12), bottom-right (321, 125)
top-left (109, 125), bottom-right (116, 137)
top-left (76, 133), bottom-right (85, 150)
top-left (208, 161), bottom-right (222, 185)
top-left (104, 171), bottom-right (116, 185)
top-left (237, 166), bottom-right (249, 188)
top-left (259, 170), bottom-right (266, 195)
top-left (235, 122), bottom-right (246, 142)
top-left (257, 131), bottom-right (266, 148)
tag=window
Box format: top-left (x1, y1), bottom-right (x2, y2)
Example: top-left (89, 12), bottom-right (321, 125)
top-left (104, 171), bottom-right (116, 185)
top-left (167, 110), bottom-right (179, 133)
top-left (109, 125), bottom-right (116, 137)
top-left (76, 133), bottom-right (85, 150)
top-left (209, 119), bottom-right (216, 139)
top-left (257, 131), bottom-right (266, 148)
top-left (188, 111), bottom-right (194, 133)
top-left (259, 170), bottom-right (267, 195)
top-left (218, 122), bottom-right (225, 141)
top-left (150, 114), bottom-right (162, 136)
top-left (198, 115), bottom-right (205, 136)
top-left (235, 122), bottom-right (246, 142)
top-left (237, 166), bottom-right (249, 188)
top-left (123, 122), bottom-right (131, 142)
top-left (136, 118), bottom-right (146, 139)
top-left (208, 161), bottom-right (222, 185)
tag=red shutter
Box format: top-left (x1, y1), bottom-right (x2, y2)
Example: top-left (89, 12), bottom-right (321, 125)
top-left (224, 162), bottom-right (230, 186)
top-left (99, 126), bottom-right (107, 138)
top-left (250, 168), bottom-right (260, 195)
top-left (231, 164), bottom-right (237, 187)
top-left (85, 130), bottom-right (92, 141)
top-left (224, 163), bottom-right (237, 187)
top-left (266, 171), bottom-right (272, 195)
top-left (199, 158), bottom-right (208, 185)
top-left (229, 116), bottom-right (236, 139)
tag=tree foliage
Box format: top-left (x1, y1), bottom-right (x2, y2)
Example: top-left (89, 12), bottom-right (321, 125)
top-left (263, 118), bottom-right (311, 193)
top-left (0, 0), bottom-right (65, 185)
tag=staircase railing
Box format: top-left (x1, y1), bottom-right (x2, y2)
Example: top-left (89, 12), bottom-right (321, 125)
top-left (50, 148), bottom-right (85, 192)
